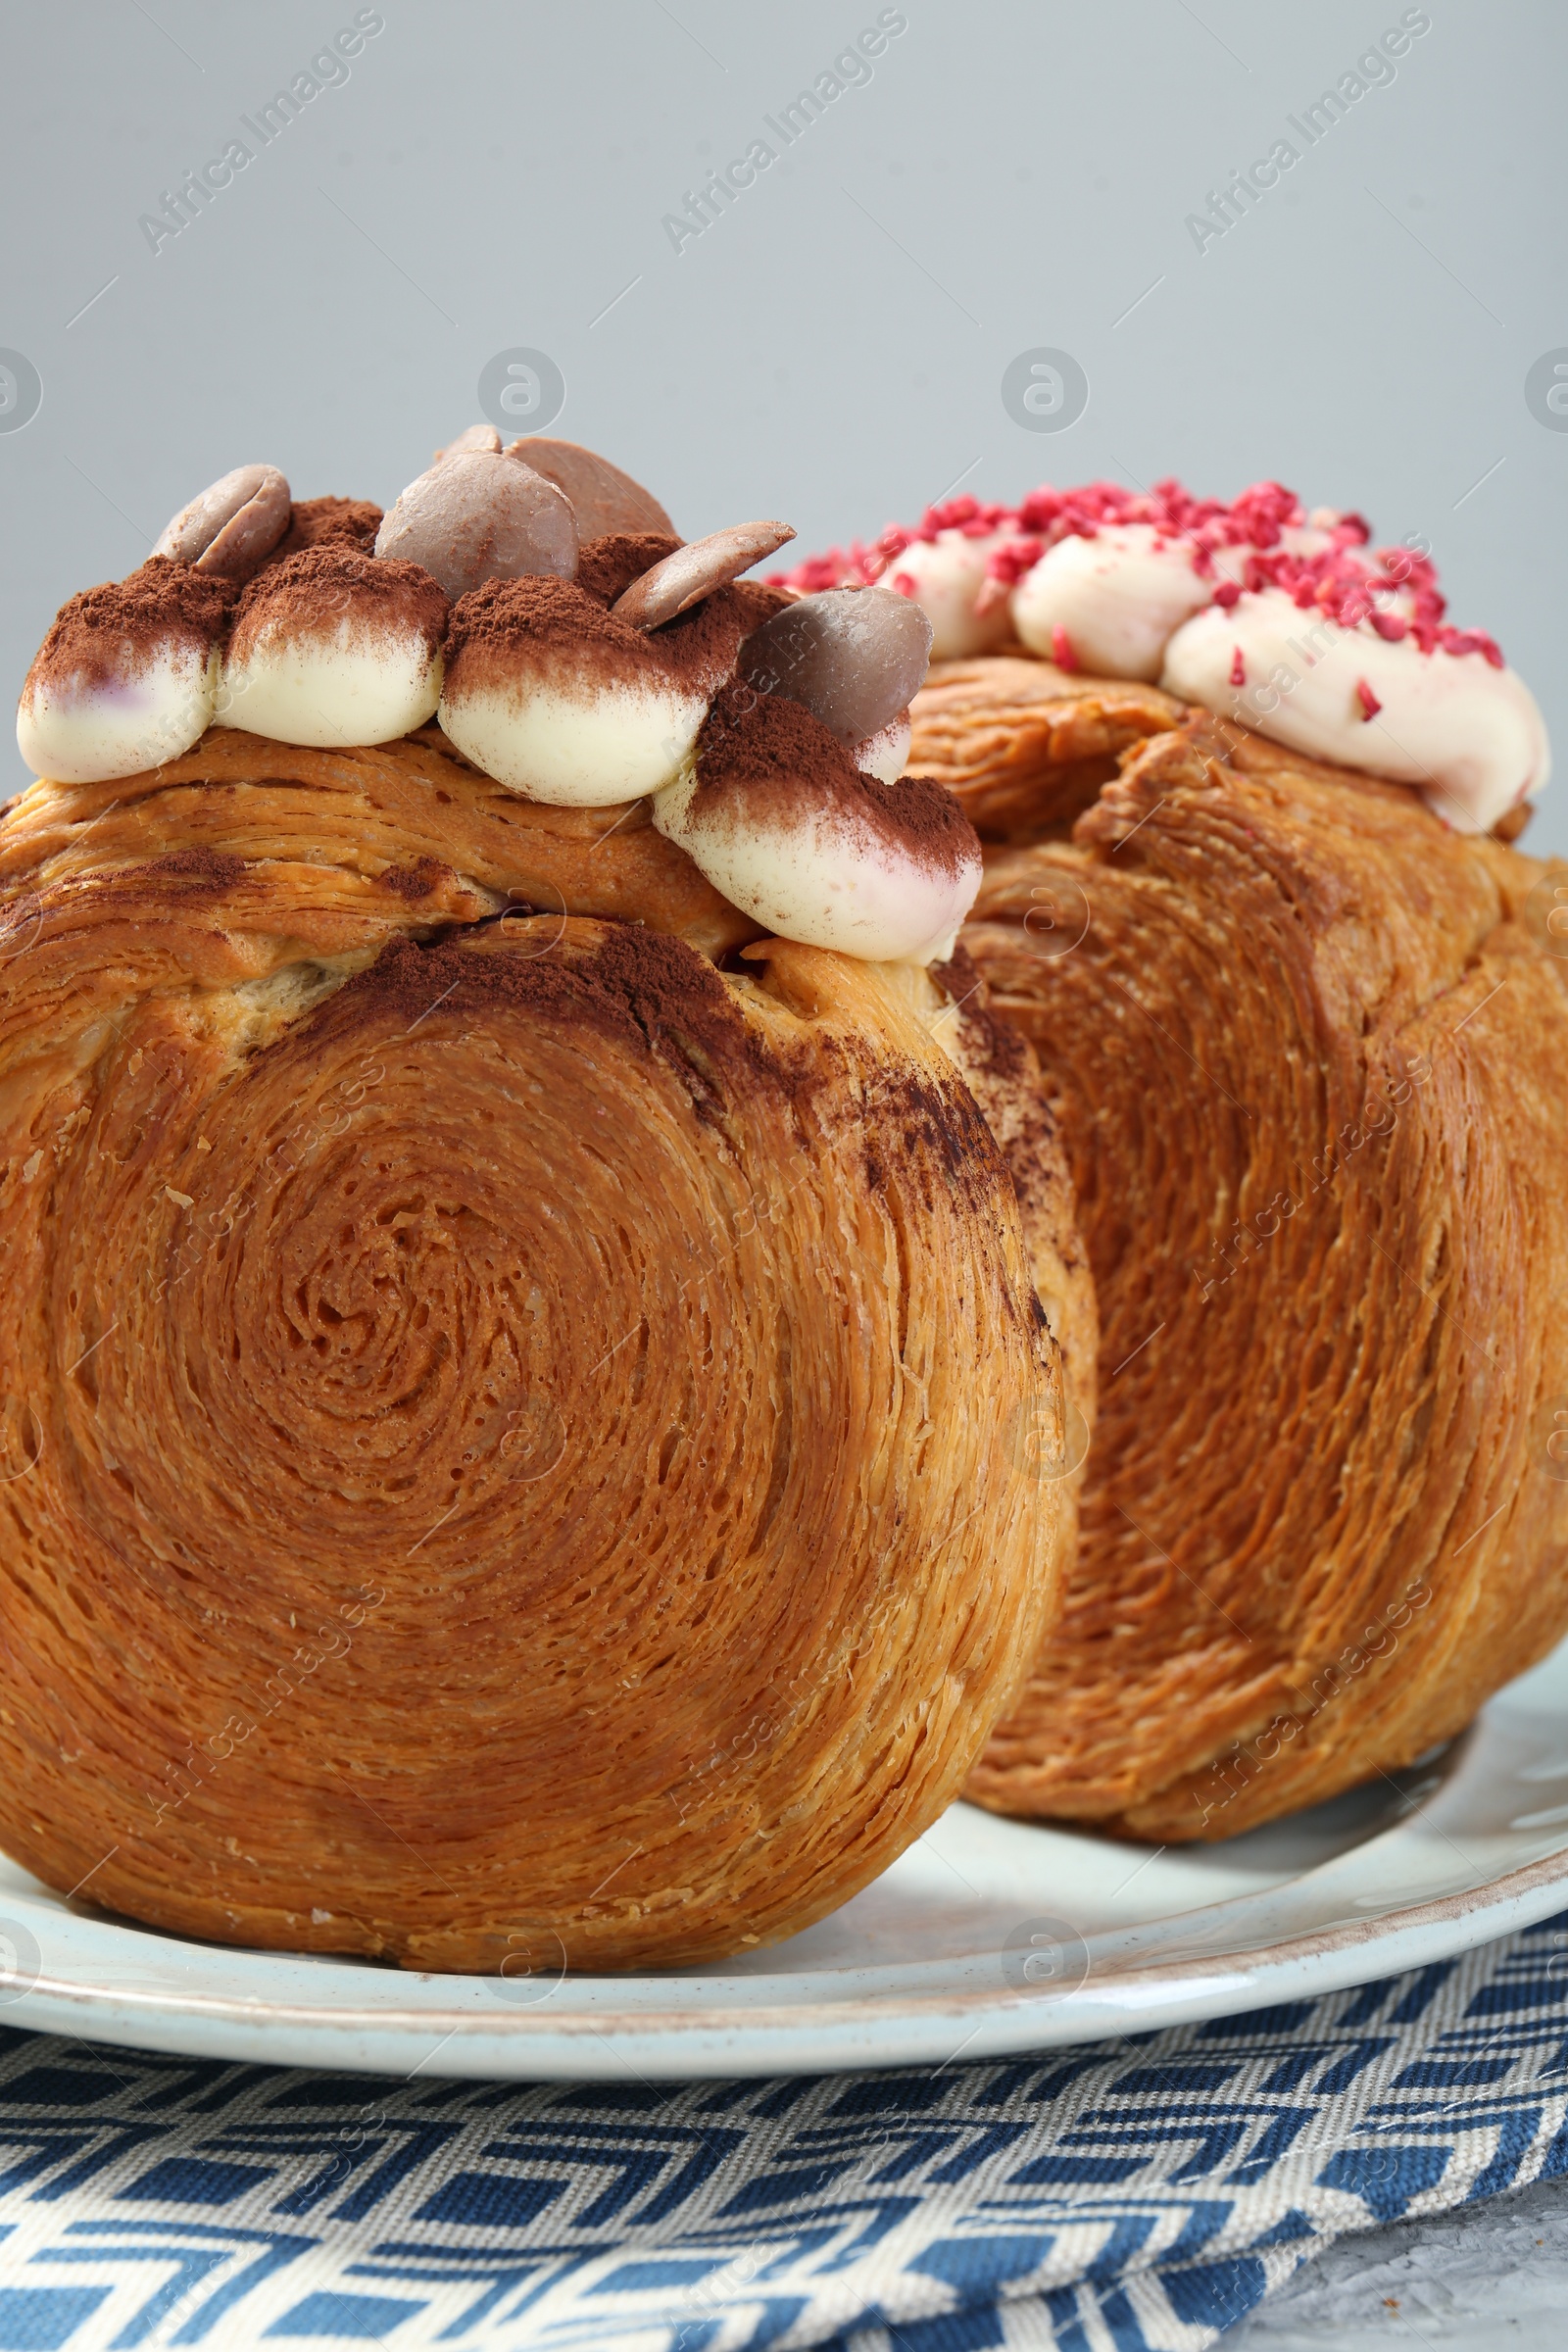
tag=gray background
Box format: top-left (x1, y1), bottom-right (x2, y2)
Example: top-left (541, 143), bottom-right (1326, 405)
top-left (3, 0), bottom-right (1565, 853)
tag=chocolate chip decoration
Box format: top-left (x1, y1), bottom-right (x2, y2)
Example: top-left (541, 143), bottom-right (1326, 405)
top-left (612, 521), bottom-right (795, 632)
top-left (374, 452), bottom-right (578, 599)
top-left (505, 437), bottom-right (675, 540)
top-left (739, 586), bottom-right (934, 743)
top-left (152, 465), bottom-right (292, 582)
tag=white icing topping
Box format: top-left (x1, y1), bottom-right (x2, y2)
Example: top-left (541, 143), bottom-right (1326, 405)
top-left (794, 482), bottom-right (1547, 825)
top-left (17, 643), bottom-right (218, 784)
top-left (215, 627), bottom-right (441, 749)
top-left (885, 533), bottom-right (1013, 660)
top-left (851, 710), bottom-right (911, 783)
top-left (868, 514), bottom-right (1546, 826)
top-left (438, 678), bottom-right (705, 807)
top-left (653, 760), bottom-right (979, 966)
top-left (1011, 524), bottom-right (1230, 680)
top-left (1161, 589), bottom-right (1549, 833)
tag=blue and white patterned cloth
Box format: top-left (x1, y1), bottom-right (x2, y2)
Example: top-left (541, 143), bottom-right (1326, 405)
top-left (1, 1913), bottom-right (1566, 2349)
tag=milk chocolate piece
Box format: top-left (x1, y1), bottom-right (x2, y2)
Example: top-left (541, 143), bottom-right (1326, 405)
top-left (152, 465), bottom-right (293, 583)
top-left (374, 452), bottom-right (578, 599)
top-left (506, 437), bottom-right (675, 540)
top-left (612, 521), bottom-right (795, 632)
top-left (739, 585), bottom-right (933, 743)
top-left (436, 422), bottom-right (503, 460)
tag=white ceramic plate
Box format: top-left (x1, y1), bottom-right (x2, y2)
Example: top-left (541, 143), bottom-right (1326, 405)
top-left (5, 1638), bottom-right (1568, 2081)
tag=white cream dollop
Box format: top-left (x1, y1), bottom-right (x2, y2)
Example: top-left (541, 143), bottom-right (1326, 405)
top-left (850, 709), bottom-right (911, 783)
top-left (886, 532), bottom-right (1014, 660)
top-left (18, 641), bottom-right (219, 784)
top-left (438, 678), bottom-right (706, 807)
top-left (653, 760), bottom-right (979, 965)
top-left (1010, 523), bottom-right (1245, 680)
top-left (1161, 588), bottom-right (1549, 833)
top-left (216, 624), bottom-right (441, 749)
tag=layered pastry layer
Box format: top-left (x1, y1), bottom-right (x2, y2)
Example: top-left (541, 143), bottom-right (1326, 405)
top-left (956, 710), bottom-right (1568, 1836)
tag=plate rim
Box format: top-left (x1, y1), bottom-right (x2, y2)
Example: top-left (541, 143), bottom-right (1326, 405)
top-left (5, 1834), bottom-right (1567, 2075)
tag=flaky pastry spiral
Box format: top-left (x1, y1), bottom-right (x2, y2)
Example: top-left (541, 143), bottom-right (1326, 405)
top-left (932, 682), bottom-right (1568, 1839)
top-left (0, 725), bottom-right (1066, 1967)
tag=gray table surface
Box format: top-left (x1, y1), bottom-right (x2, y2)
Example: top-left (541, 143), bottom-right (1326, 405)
top-left (1223, 2170), bottom-right (1568, 2348)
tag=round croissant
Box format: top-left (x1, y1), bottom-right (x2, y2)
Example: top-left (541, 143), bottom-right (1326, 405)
top-left (925, 671), bottom-right (1568, 1839)
top-left (0, 725), bottom-right (1067, 1968)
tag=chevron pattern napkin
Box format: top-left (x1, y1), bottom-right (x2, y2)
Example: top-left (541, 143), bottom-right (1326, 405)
top-left (0, 1911), bottom-right (1565, 2349)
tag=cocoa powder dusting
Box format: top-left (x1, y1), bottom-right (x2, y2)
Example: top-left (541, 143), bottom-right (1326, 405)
top-left (859, 774), bottom-right (980, 877)
top-left (646, 583), bottom-right (748, 691)
top-left (139, 846), bottom-right (248, 892)
top-left (443, 570), bottom-right (743, 701)
top-left (931, 945), bottom-right (1031, 1083)
top-left (576, 534), bottom-right (681, 607)
top-left (694, 686), bottom-right (980, 881)
top-left (229, 547), bottom-right (448, 661)
top-left (265, 496), bottom-right (383, 568)
top-left (573, 532), bottom-right (752, 689)
top-left (443, 576), bottom-right (645, 694)
top-left (731, 580), bottom-right (793, 636)
top-left (697, 682), bottom-right (858, 803)
top-left (329, 924), bottom-right (783, 1121)
top-left (28, 560), bottom-right (237, 694)
top-left (377, 855), bottom-right (453, 902)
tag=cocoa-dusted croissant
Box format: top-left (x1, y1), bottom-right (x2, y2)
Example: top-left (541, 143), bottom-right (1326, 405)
top-left (946, 703), bottom-right (1568, 1838)
top-left (0, 723), bottom-right (1069, 1968)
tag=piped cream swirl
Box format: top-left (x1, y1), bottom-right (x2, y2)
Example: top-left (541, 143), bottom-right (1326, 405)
top-left (776, 480), bottom-right (1546, 829)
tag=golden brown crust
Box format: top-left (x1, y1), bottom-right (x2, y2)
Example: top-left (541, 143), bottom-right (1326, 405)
top-left (872, 949), bottom-right (1100, 1600)
top-left (0, 722), bottom-right (760, 961)
top-left (953, 677), bottom-right (1568, 1839)
top-left (925, 947), bottom-right (1098, 1442)
top-left (0, 728), bottom-right (1067, 1968)
top-left (908, 657), bottom-right (1186, 841)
